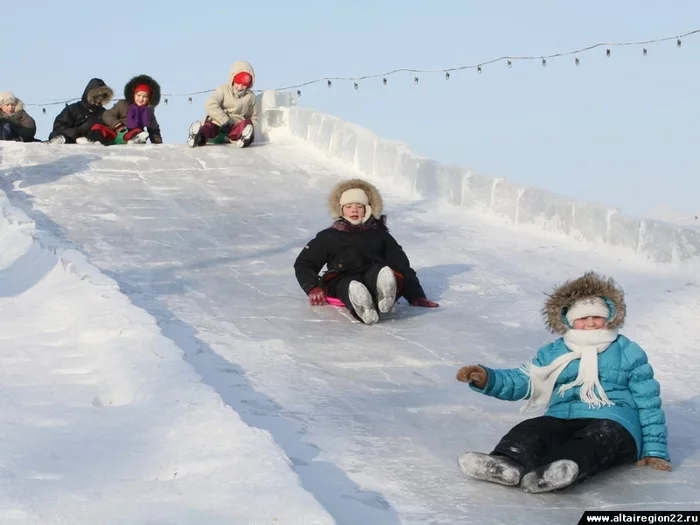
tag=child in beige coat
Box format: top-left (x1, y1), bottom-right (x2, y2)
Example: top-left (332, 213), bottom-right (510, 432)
top-left (187, 60), bottom-right (258, 148)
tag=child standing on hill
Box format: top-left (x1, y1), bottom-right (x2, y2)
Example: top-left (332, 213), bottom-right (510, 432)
top-left (456, 272), bottom-right (671, 493)
top-left (0, 92), bottom-right (36, 142)
top-left (294, 178), bottom-right (439, 325)
top-left (103, 74), bottom-right (163, 144)
top-left (187, 60), bottom-right (258, 148)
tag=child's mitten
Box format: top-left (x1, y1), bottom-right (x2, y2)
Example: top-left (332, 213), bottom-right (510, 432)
top-left (456, 365), bottom-right (488, 388)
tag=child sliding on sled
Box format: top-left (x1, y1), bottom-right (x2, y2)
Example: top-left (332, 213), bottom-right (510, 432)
top-left (294, 179), bottom-right (438, 325)
top-left (0, 92), bottom-right (36, 142)
top-left (187, 60), bottom-right (258, 148)
top-left (456, 272), bottom-right (671, 493)
top-left (48, 78), bottom-right (114, 144)
top-left (103, 75), bottom-right (163, 144)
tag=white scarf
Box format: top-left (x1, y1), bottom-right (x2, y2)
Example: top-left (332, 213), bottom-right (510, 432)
top-left (519, 329), bottom-right (618, 412)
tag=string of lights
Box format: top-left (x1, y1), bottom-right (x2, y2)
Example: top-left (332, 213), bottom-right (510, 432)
top-left (25, 27), bottom-right (699, 112)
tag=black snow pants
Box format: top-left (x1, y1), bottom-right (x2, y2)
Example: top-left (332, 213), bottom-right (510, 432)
top-left (492, 416), bottom-right (637, 483)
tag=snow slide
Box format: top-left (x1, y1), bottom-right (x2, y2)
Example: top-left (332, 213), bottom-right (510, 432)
top-left (0, 161), bottom-right (335, 523)
top-left (0, 100), bottom-right (698, 524)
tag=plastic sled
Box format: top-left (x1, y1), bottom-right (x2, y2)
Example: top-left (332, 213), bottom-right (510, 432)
top-left (326, 297), bottom-right (345, 307)
top-left (112, 128), bottom-right (129, 145)
top-left (206, 132), bottom-right (230, 145)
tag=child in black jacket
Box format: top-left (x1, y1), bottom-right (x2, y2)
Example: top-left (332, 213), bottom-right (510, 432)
top-left (294, 178), bottom-right (438, 325)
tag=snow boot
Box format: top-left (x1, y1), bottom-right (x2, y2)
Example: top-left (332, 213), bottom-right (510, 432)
top-left (237, 123), bottom-right (254, 148)
top-left (348, 281), bottom-right (379, 325)
top-left (128, 130), bottom-right (149, 144)
top-left (459, 452), bottom-right (525, 487)
top-left (47, 135), bottom-right (66, 145)
top-left (187, 120), bottom-right (202, 148)
top-left (520, 459), bottom-right (579, 494)
top-left (376, 266), bottom-right (397, 313)
top-left (76, 137), bottom-right (96, 145)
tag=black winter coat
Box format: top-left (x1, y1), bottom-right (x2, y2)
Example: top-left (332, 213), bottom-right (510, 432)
top-left (49, 78), bottom-right (112, 142)
top-left (294, 218), bottom-right (427, 303)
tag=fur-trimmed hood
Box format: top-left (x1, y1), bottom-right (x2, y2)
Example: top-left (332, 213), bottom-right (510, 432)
top-left (543, 271), bottom-right (626, 334)
top-left (0, 91), bottom-right (25, 114)
top-left (0, 91), bottom-right (18, 107)
top-left (81, 78), bottom-right (113, 107)
top-left (124, 74), bottom-right (161, 106)
top-left (328, 178), bottom-right (383, 220)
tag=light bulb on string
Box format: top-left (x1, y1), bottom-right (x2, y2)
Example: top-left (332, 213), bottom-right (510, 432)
top-left (354, 82), bottom-right (359, 90)
top-left (643, 48), bottom-right (648, 56)
top-left (188, 97), bottom-right (192, 104)
top-left (507, 60), bottom-right (512, 68)
top-left (164, 98), bottom-right (168, 104)
top-left (414, 76), bottom-right (419, 84)
top-left (382, 77), bottom-right (387, 86)
top-left (296, 89), bottom-right (301, 97)
top-left (445, 71), bottom-right (450, 79)
top-left (575, 56), bottom-right (580, 65)
top-left (327, 80), bottom-right (332, 87)
top-left (606, 48), bottom-right (611, 57)
top-left (541, 58), bottom-right (547, 67)
top-left (477, 65), bottom-right (482, 74)
top-left (677, 38), bottom-right (682, 48)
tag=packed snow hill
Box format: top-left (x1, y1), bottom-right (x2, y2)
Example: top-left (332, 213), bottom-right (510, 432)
top-left (0, 97), bottom-right (699, 524)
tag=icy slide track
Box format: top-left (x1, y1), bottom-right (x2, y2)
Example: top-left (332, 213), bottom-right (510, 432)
top-left (0, 97), bottom-right (699, 525)
top-left (0, 170), bottom-right (335, 523)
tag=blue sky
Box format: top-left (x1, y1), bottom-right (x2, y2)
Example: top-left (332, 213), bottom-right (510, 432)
top-left (5, 0), bottom-right (699, 217)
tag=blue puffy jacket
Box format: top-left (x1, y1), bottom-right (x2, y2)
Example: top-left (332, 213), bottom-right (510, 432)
top-left (471, 334), bottom-right (669, 461)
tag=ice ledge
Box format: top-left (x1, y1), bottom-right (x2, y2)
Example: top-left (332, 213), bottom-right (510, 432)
top-left (258, 90), bottom-right (699, 266)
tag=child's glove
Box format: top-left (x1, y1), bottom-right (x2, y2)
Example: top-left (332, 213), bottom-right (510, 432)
top-left (308, 286), bottom-right (327, 306)
top-left (456, 365), bottom-right (488, 388)
top-left (636, 457), bottom-right (672, 471)
top-left (220, 121), bottom-right (233, 136)
top-left (410, 297), bottom-right (439, 307)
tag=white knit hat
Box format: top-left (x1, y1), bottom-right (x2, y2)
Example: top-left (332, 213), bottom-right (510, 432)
top-left (339, 188), bottom-right (372, 224)
top-left (566, 297), bottom-right (610, 325)
top-left (339, 188), bottom-right (369, 207)
top-left (0, 91), bottom-right (17, 106)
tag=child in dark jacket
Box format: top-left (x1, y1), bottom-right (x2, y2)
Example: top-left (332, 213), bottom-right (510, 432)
top-left (456, 272), bottom-right (671, 493)
top-left (48, 78), bottom-right (114, 144)
top-left (0, 92), bottom-right (36, 142)
top-left (103, 75), bottom-right (163, 144)
top-left (294, 178), bottom-right (438, 325)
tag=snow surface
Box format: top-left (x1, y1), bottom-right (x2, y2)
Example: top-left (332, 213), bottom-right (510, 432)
top-left (0, 150), bottom-right (335, 524)
top-left (1, 130), bottom-right (699, 524)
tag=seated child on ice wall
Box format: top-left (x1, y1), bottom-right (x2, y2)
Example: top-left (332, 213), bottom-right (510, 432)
top-left (0, 92), bottom-right (37, 142)
top-left (48, 78), bottom-right (114, 144)
top-left (102, 75), bottom-right (163, 144)
top-left (294, 179), bottom-right (439, 326)
top-left (456, 272), bottom-right (671, 494)
top-left (187, 60), bottom-right (258, 148)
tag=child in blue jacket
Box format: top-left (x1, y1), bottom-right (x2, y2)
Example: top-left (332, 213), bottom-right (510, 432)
top-left (456, 271), bottom-right (671, 493)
